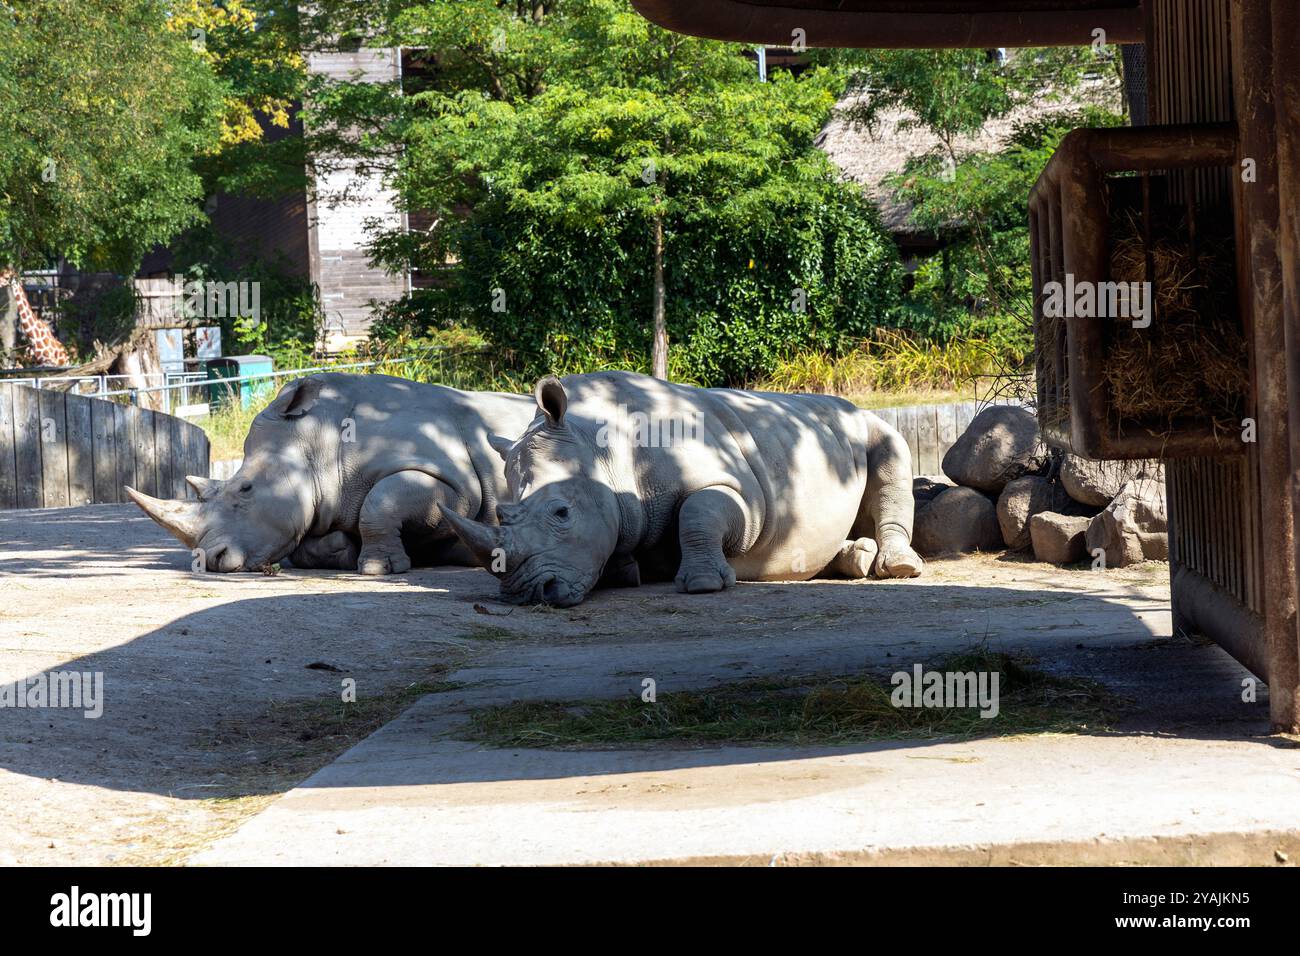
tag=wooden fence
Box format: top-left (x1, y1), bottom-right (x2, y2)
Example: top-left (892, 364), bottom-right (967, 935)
top-left (874, 400), bottom-right (1017, 477)
top-left (0, 384), bottom-right (209, 510)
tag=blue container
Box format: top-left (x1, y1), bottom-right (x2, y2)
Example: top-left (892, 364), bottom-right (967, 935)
top-left (206, 355), bottom-right (275, 410)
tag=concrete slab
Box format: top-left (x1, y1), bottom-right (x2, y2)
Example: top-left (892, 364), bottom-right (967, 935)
top-left (194, 725), bottom-right (1300, 866)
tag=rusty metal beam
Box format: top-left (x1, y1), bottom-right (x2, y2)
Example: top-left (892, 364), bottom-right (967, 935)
top-left (630, 1), bottom-right (1144, 48)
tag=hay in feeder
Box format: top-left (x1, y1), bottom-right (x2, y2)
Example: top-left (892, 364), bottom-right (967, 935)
top-left (1102, 214), bottom-right (1247, 433)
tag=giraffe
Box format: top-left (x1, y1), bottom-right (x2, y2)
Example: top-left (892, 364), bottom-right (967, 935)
top-left (2, 270), bottom-right (70, 367)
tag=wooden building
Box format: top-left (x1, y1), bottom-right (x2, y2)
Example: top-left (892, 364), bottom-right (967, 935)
top-left (632, 0), bottom-right (1300, 732)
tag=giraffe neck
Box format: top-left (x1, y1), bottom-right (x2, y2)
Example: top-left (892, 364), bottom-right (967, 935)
top-left (3, 270), bottom-right (70, 368)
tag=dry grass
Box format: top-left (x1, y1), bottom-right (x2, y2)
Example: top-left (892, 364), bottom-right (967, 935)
top-left (759, 330), bottom-right (1000, 403)
top-left (1104, 215), bottom-right (1247, 431)
top-left (467, 648), bottom-right (1120, 749)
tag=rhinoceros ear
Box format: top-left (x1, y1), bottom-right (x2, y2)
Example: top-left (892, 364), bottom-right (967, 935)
top-left (535, 375), bottom-right (567, 427)
top-left (186, 475), bottom-right (223, 500)
top-left (487, 434), bottom-right (514, 462)
top-left (266, 376), bottom-right (324, 420)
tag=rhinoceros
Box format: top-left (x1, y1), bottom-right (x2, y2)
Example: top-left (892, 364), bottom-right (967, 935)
top-left (441, 371), bottom-right (923, 606)
top-left (126, 372), bottom-right (535, 574)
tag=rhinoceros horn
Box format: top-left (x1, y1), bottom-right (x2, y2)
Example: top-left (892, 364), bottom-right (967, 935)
top-left (125, 486), bottom-right (205, 548)
top-left (440, 509), bottom-right (511, 571)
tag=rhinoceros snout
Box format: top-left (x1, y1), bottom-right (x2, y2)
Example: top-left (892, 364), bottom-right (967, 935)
top-left (198, 543), bottom-right (248, 573)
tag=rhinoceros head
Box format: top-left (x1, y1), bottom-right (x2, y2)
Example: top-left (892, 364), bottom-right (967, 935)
top-left (442, 376), bottom-right (620, 607)
top-left (126, 377), bottom-right (324, 571)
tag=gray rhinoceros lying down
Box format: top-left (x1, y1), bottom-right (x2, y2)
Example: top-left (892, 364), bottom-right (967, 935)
top-left (127, 373), bottom-right (534, 573)
top-left (441, 370), bottom-right (923, 606)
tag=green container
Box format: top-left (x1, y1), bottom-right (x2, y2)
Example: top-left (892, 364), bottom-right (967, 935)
top-left (206, 355), bottom-right (275, 410)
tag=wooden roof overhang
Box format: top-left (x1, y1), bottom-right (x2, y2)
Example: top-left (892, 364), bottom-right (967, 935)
top-left (629, 1), bottom-right (1144, 48)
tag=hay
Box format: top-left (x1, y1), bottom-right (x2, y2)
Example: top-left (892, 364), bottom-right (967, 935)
top-left (1102, 212), bottom-right (1247, 432)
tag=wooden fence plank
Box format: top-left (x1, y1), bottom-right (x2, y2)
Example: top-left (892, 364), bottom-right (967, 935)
top-left (114, 403), bottom-right (135, 495)
top-left (154, 410), bottom-right (173, 501)
top-left (956, 401), bottom-right (977, 438)
top-left (172, 417), bottom-right (190, 498)
top-left (916, 405), bottom-right (939, 475)
top-left (91, 398), bottom-right (119, 503)
top-left (193, 429), bottom-right (210, 486)
top-left (0, 384), bottom-right (16, 510)
top-left (12, 387), bottom-right (41, 508)
top-left (37, 389), bottom-right (70, 508)
top-left (65, 392), bottom-right (94, 506)
top-left (132, 407), bottom-right (158, 498)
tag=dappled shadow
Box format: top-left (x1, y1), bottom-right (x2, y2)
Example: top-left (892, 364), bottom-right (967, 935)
top-left (0, 550), bottom-right (1275, 802)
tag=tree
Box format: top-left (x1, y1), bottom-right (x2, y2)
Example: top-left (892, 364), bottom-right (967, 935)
top-left (321, 0), bottom-right (901, 383)
top-left (0, 0), bottom-right (222, 277)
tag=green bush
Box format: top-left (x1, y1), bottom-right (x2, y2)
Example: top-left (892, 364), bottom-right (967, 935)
top-left (379, 177), bottom-right (902, 388)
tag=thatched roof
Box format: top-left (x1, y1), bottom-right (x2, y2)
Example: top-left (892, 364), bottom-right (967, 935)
top-left (817, 78), bottom-right (1121, 235)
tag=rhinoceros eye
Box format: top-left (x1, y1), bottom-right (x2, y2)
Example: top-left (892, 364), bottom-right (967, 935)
top-left (553, 505), bottom-right (570, 520)
top-left (239, 481), bottom-right (253, 495)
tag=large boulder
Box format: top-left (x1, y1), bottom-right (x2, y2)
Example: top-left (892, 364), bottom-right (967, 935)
top-left (1029, 512), bottom-right (1091, 564)
top-left (913, 486), bottom-right (1003, 557)
top-left (913, 474), bottom-right (956, 508)
top-left (996, 476), bottom-right (1058, 551)
top-left (1060, 455), bottom-right (1164, 508)
top-left (942, 405), bottom-right (1049, 494)
top-left (1085, 477), bottom-right (1168, 567)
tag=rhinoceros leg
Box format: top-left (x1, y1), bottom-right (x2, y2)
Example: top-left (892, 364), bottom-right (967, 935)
top-left (674, 486), bottom-right (743, 594)
top-left (862, 416), bottom-right (924, 579)
top-left (289, 531), bottom-right (361, 570)
top-left (358, 470), bottom-right (463, 575)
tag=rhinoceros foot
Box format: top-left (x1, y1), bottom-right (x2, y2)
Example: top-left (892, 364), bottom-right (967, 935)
top-left (358, 547), bottom-right (412, 575)
top-left (830, 537), bottom-right (880, 579)
top-left (875, 541), bottom-right (923, 579)
top-left (674, 554), bottom-right (738, 594)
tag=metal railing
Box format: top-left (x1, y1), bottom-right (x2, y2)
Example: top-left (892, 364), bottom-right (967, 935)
top-left (12, 356), bottom-right (426, 417)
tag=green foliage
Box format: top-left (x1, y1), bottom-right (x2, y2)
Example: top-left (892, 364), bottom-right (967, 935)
top-left (0, 0), bottom-right (224, 272)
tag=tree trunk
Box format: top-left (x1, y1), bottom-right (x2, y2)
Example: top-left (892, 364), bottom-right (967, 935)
top-left (651, 214), bottom-right (668, 380)
top-left (0, 276), bottom-right (17, 365)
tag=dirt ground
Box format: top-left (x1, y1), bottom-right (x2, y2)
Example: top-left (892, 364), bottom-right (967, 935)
top-left (0, 503), bottom-right (1265, 865)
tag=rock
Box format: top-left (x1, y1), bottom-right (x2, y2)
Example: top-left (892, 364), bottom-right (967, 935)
top-left (942, 405), bottom-right (1049, 494)
top-left (996, 476), bottom-right (1058, 551)
top-left (913, 486), bottom-right (1003, 557)
top-left (1059, 455), bottom-right (1163, 508)
top-left (1085, 477), bottom-right (1168, 568)
top-left (913, 474), bottom-right (956, 508)
top-left (1029, 512), bottom-right (1091, 564)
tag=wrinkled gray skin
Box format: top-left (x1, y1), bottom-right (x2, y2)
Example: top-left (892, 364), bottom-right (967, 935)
top-left (442, 370), bottom-right (923, 607)
top-left (127, 373), bottom-right (534, 574)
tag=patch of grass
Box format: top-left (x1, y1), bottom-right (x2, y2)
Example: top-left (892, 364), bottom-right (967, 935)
top-left (459, 623), bottom-right (520, 642)
top-left (199, 398), bottom-right (270, 462)
top-left (467, 648), bottom-right (1119, 748)
top-left (757, 330), bottom-right (1000, 401)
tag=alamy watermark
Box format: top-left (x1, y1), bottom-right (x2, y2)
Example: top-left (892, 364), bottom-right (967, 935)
top-left (891, 664), bottom-right (1000, 718)
top-left (180, 279), bottom-right (260, 321)
top-left (1042, 273), bottom-right (1152, 328)
top-left (596, 403), bottom-right (704, 448)
top-left (1, 671), bottom-right (104, 719)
